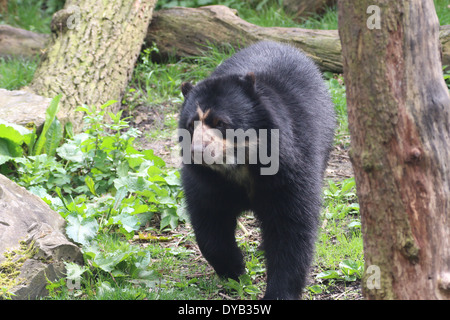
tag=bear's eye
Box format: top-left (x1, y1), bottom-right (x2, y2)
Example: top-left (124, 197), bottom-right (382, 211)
top-left (187, 120), bottom-right (195, 131)
top-left (213, 119), bottom-right (226, 129)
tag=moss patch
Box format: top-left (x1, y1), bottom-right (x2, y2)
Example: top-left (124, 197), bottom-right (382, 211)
top-left (0, 241), bottom-right (36, 299)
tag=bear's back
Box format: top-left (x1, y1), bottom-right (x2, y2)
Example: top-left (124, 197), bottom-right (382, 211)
top-left (212, 41), bottom-right (314, 76)
top-left (210, 41), bottom-right (330, 117)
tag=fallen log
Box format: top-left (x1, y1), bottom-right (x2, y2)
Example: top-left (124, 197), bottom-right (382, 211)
top-left (146, 6), bottom-right (450, 73)
top-left (146, 5), bottom-right (343, 73)
top-left (0, 25), bottom-right (50, 59)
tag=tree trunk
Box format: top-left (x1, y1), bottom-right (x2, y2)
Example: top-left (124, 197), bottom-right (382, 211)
top-left (338, 0), bottom-right (450, 300)
top-left (29, 0), bottom-right (156, 130)
top-left (283, 0), bottom-right (337, 19)
top-left (146, 5), bottom-right (343, 73)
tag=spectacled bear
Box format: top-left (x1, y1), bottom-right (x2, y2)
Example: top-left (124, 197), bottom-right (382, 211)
top-left (178, 41), bottom-right (335, 300)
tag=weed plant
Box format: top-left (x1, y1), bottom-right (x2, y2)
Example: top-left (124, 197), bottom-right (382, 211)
top-left (0, 99), bottom-right (188, 299)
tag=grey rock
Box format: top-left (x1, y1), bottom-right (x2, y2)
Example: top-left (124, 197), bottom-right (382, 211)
top-left (0, 174), bottom-right (83, 300)
top-left (0, 88), bottom-right (51, 128)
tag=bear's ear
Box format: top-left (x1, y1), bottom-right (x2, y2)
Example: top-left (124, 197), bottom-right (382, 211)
top-left (244, 72), bottom-right (256, 86)
top-left (181, 82), bottom-right (194, 98)
top-left (240, 72), bottom-right (256, 90)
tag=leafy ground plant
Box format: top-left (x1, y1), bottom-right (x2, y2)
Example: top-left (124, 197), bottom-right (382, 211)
top-left (308, 178), bottom-right (364, 299)
top-left (53, 102), bottom-right (186, 235)
top-left (0, 94), bottom-right (62, 166)
top-left (1, 100), bottom-right (187, 298)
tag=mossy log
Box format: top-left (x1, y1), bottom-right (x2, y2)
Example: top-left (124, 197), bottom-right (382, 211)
top-left (145, 6), bottom-right (450, 73)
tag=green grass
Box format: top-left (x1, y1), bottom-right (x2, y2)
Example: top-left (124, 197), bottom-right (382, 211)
top-left (0, 57), bottom-right (38, 90)
top-left (47, 232), bottom-right (226, 300)
top-left (295, 5), bottom-right (338, 30)
top-left (316, 179), bottom-right (363, 271)
top-left (128, 42), bottom-right (238, 108)
top-left (324, 72), bottom-right (349, 144)
top-left (435, 0), bottom-right (450, 25)
top-left (0, 0), bottom-right (64, 33)
top-left (2, 0), bottom-right (448, 33)
top-left (157, 0), bottom-right (338, 29)
top-left (225, 0), bottom-right (338, 30)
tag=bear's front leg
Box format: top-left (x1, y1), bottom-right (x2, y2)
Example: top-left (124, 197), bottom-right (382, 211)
top-left (190, 207), bottom-right (245, 281)
top-left (255, 189), bottom-right (320, 300)
top-left (182, 167), bottom-right (249, 281)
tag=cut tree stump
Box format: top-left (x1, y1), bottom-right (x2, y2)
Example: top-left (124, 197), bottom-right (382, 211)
top-left (29, 0), bottom-right (157, 131)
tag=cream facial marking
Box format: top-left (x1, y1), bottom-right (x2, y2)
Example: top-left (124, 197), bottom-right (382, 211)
top-left (196, 105), bottom-right (211, 122)
top-left (191, 111), bottom-right (224, 165)
top-left (178, 104), bottom-right (280, 175)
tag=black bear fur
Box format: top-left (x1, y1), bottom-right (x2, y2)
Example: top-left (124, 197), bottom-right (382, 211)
top-left (178, 41), bottom-right (335, 300)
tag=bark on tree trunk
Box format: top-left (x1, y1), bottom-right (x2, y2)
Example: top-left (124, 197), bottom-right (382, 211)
top-left (338, 0), bottom-right (450, 299)
top-left (29, 0), bottom-right (156, 130)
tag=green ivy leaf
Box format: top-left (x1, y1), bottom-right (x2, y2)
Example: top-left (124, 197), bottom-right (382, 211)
top-left (57, 142), bottom-right (85, 162)
top-left (316, 270), bottom-right (340, 280)
top-left (64, 261), bottom-right (88, 280)
top-left (0, 119), bottom-right (32, 146)
top-left (66, 214), bottom-right (99, 246)
top-left (160, 207), bottom-right (180, 230)
top-left (308, 285), bottom-right (323, 294)
top-left (91, 246), bottom-right (138, 273)
top-left (111, 213), bottom-right (140, 233)
top-left (0, 139), bottom-right (22, 164)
